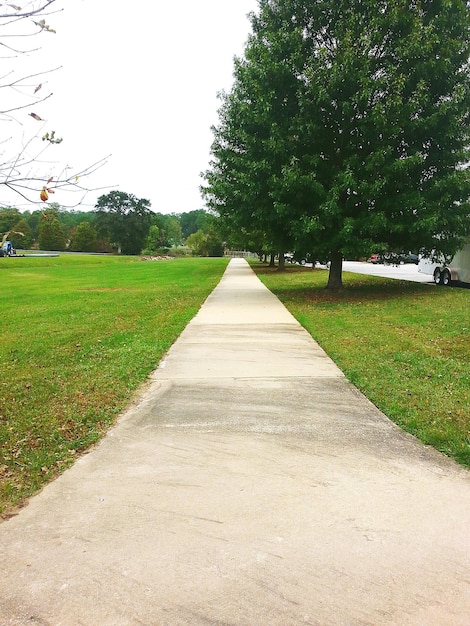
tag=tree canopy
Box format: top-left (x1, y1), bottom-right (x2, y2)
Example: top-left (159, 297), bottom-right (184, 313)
top-left (94, 191), bottom-right (153, 255)
top-left (38, 208), bottom-right (66, 251)
top-left (70, 221), bottom-right (98, 252)
top-left (1, 203), bottom-right (218, 254)
top-left (203, 0), bottom-right (470, 287)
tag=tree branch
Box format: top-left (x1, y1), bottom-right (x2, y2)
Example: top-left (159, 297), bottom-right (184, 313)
top-left (0, 1), bottom-right (58, 20)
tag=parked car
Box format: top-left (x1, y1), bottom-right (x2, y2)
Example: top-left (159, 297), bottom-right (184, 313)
top-left (285, 251), bottom-right (330, 266)
top-left (367, 254), bottom-right (383, 264)
top-left (400, 252), bottom-right (419, 264)
top-left (382, 251), bottom-right (419, 265)
top-left (284, 251), bottom-right (307, 264)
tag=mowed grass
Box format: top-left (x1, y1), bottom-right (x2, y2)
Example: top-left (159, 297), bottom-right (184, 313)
top-left (0, 255), bottom-right (229, 516)
top-left (251, 262), bottom-right (470, 467)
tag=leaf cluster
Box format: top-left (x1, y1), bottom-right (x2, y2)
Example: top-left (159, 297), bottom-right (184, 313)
top-left (203, 0), bottom-right (470, 266)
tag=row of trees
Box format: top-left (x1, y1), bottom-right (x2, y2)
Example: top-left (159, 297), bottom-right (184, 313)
top-left (202, 0), bottom-right (470, 288)
top-left (0, 195), bottom-right (223, 255)
top-left (0, 3), bottom-right (223, 257)
top-left (93, 191), bottom-right (222, 255)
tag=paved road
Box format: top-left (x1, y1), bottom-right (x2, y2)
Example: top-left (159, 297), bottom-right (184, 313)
top-left (1, 259), bottom-right (469, 625)
top-left (342, 260), bottom-right (433, 283)
top-left (303, 260), bottom-right (433, 283)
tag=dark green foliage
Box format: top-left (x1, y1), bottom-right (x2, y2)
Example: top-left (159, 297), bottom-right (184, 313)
top-left (37, 209), bottom-right (68, 251)
top-left (9, 218), bottom-right (32, 249)
top-left (146, 213), bottom-right (183, 251)
top-left (0, 208), bottom-right (22, 233)
top-left (179, 209), bottom-right (208, 239)
top-left (186, 228), bottom-right (224, 256)
top-left (203, 0), bottom-right (470, 288)
top-left (24, 211), bottom-right (42, 242)
top-left (1, 205), bottom-right (218, 253)
top-left (95, 191), bottom-right (153, 255)
top-left (38, 217), bottom-right (66, 251)
top-left (70, 221), bottom-right (99, 252)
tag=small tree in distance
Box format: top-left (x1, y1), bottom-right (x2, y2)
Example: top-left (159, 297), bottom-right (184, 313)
top-left (9, 218), bottom-right (33, 250)
top-left (70, 222), bottom-right (99, 252)
top-left (94, 191), bottom-right (152, 255)
top-left (38, 210), bottom-right (66, 251)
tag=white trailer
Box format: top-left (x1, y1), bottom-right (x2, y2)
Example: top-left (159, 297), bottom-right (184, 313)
top-left (418, 241), bottom-right (470, 286)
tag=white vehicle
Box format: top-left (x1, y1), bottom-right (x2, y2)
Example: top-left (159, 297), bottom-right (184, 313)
top-left (418, 241), bottom-right (470, 286)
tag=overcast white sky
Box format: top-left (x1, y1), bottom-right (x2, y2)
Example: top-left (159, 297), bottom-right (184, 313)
top-left (5, 0), bottom-right (259, 213)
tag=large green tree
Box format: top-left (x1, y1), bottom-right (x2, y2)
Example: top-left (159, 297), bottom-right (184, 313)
top-left (203, 0), bottom-right (470, 288)
top-left (95, 191), bottom-right (152, 255)
top-left (202, 25), bottom-right (306, 268)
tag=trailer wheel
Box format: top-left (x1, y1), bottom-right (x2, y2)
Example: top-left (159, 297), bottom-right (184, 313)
top-left (433, 268), bottom-right (442, 285)
top-left (441, 269), bottom-right (451, 286)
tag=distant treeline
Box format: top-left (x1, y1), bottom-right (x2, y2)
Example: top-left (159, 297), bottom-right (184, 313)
top-left (0, 197), bottom-right (223, 257)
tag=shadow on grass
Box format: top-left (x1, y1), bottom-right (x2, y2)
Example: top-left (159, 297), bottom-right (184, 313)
top-left (251, 262), bottom-right (431, 304)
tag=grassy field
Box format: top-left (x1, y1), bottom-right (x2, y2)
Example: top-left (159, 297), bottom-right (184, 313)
top-left (0, 254), bottom-right (229, 516)
top-left (251, 261), bottom-right (470, 468)
top-left (2, 255), bottom-right (468, 516)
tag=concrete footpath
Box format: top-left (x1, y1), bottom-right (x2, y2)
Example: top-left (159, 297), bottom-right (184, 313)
top-left (1, 258), bottom-right (469, 626)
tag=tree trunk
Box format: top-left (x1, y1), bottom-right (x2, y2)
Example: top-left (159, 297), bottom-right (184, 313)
top-left (269, 254), bottom-right (275, 267)
top-left (326, 251), bottom-right (343, 290)
top-left (278, 252), bottom-right (286, 271)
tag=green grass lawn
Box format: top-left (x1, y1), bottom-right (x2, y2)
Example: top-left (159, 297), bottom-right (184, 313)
top-left (0, 254), bottom-right (229, 516)
top-left (251, 261), bottom-right (470, 468)
top-left (2, 255), bottom-right (468, 517)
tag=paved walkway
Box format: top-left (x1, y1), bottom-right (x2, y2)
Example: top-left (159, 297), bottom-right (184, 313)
top-left (1, 259), bottom-right (469, 625)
